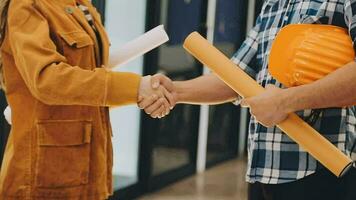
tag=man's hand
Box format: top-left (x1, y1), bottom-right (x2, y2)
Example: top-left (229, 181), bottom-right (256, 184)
top-left (138, 74), bottom-right (177, 118)
top-left (241, 84), bottom-right (289, 127)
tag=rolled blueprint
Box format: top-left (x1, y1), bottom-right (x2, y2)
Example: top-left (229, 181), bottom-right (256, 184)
top-left (183, 32), bottom-right (354, 177)
top-left (109, 25), bottom-right (169, 68)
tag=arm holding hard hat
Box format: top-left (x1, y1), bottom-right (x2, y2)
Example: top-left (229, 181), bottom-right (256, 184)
top-left (240, 1), bottom-right (356, 127)
top-left (241, 61), bottom-right (356, 127)
top-left (284, 62), bottom-right (356, 109)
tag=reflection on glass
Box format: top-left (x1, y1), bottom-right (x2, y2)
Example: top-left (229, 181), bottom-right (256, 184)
top-left (151, 0), bottom-right (203, 176)
top-left (206, 0), bottom-right (246, 164)
top-left (207, 104), bottom-right (239, 163)
top-left (105, 0), bottom-right (147, 190)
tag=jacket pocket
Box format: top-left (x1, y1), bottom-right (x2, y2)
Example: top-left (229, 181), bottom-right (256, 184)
top-left (57, 31), bottom-right (95, 68)
top-left (35, 120), bottom-right (92, 188)
top-left (59, 31), bottom-right (94, 48)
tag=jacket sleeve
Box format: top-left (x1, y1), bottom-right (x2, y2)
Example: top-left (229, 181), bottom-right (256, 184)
top-left (6, 0), bottom-right (141, 106)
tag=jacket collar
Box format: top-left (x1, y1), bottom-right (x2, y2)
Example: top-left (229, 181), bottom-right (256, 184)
top-left (79, 0), bottom-right (109, 66)
top-left (60, 0), bottom-right (105, 66)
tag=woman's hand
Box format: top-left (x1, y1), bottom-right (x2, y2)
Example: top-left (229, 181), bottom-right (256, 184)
top-left (138, 73), bottom-right (238, 119)
top-left (138, 74), bottom-right (177, 118)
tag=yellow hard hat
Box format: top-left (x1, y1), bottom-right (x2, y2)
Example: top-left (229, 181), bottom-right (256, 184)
top-left (269, 24), bottom-right (355, 87)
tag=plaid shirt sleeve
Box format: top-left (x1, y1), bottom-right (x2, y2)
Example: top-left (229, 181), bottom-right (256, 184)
top-left (344, 1), bottom-right (356, 158)
top-left (344, 0), bottom-right (356, 51)
top-left (231, 15), bottom-right (262, 78)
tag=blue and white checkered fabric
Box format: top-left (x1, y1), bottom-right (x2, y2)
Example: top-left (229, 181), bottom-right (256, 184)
top-left (232, 0), bottom-right (356, 184)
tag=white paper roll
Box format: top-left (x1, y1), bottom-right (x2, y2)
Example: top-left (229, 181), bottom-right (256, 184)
top-left (109, 25), bottom-right (169, 68)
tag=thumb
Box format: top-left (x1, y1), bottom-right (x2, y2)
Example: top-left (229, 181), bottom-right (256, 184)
top-left (240, 98), bottom-right (250, 108)
top-left (137, 95), bottom-right (143, 103)
top-left (151, 75), bottom-right (160, 89)
top-left (154, 74), bottom-right (174, 92)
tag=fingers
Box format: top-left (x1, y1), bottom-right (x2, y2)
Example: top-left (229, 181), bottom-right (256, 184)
top-left (162, 86), bottom-right (177, 109)
top-left (151, 74), bottom-right (175, 92)
top-left (138, 95), bottom-right (158, 109)
top-left (138, 95), bottom-right (143, 103)
top-left (149, 74), bottom-right (176, 109)
top-left (150, 105), bottom-right (166, 118)
top-left (149, 98), bottom-right (170, 118)
top-left (138, 75), bottom-right (153, 99)
top-left (153, 86), bottom-right (175, 116)
top-left (160, 76), bottom-right (174, 93)
top-left (151, 75), bottom-right (160, 89)
top-left (140, 74), bottom-right (176, 118)
top-left (240, 98), bottom-right (250, 108)
top-left (139, 96), bottom-right (170, 118)
top-left (160, 97), bottom-right (171, 116)
top-left (144, 98), bottom-right (165, 115)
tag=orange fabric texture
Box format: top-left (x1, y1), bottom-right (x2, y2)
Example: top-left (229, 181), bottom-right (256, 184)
top-left (0, 0), bottom-right (141, 199)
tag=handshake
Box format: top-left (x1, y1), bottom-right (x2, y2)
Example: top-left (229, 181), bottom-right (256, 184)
top-left (137, 74), bottom-right (178, 118)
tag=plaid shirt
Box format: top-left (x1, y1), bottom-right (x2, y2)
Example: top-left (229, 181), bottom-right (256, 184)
top-left (232, 0), bottom-right (356, 184)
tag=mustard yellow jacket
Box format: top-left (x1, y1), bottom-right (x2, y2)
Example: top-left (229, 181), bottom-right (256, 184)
top-left (0, 0), bottom-right (142, 199)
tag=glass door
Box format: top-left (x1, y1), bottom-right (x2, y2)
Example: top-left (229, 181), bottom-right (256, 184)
top-left (206, 0), bottom-right (248, 167)
top-left (101, 0), bottom-right (147, 199)
top-left (140, 0), bottom-right (208, 192)
top-left (0, 91), bottom-right (10, 168)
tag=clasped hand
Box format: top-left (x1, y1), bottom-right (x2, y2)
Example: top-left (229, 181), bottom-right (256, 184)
top-left (138, 74), bottom-right (177, 118)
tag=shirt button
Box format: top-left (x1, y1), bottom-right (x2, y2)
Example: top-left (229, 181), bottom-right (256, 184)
top-left (65, 6), bottom-right (74, 14)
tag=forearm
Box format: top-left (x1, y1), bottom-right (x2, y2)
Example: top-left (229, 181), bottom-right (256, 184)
top-left (174, 73), bottom-right (238, 105)
top-left (281, 62), bottom-right (356, 112)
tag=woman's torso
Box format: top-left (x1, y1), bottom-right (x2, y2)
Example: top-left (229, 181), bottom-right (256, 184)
top-left (0, 0), bottom-right (114, 199)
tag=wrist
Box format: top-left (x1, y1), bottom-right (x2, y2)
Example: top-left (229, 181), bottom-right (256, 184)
top-left (279, 87), bottom-right (301, 113)
top-left (173, 81), bottom-right (183, 104)
top-left (173, 81), bottom-right (188, 104)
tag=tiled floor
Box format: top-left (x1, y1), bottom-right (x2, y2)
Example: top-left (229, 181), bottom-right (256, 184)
top-left (139, 158), bottom-right (248, 200)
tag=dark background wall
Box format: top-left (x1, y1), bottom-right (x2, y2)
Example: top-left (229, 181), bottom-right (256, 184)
top-left (92, 0), bottom-right (106, 23)
top-left (0, 91), bottom-right (10, 168)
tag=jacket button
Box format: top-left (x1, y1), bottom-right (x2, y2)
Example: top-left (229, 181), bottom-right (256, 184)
top-left (65, 7), bottom-right (74, 14)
